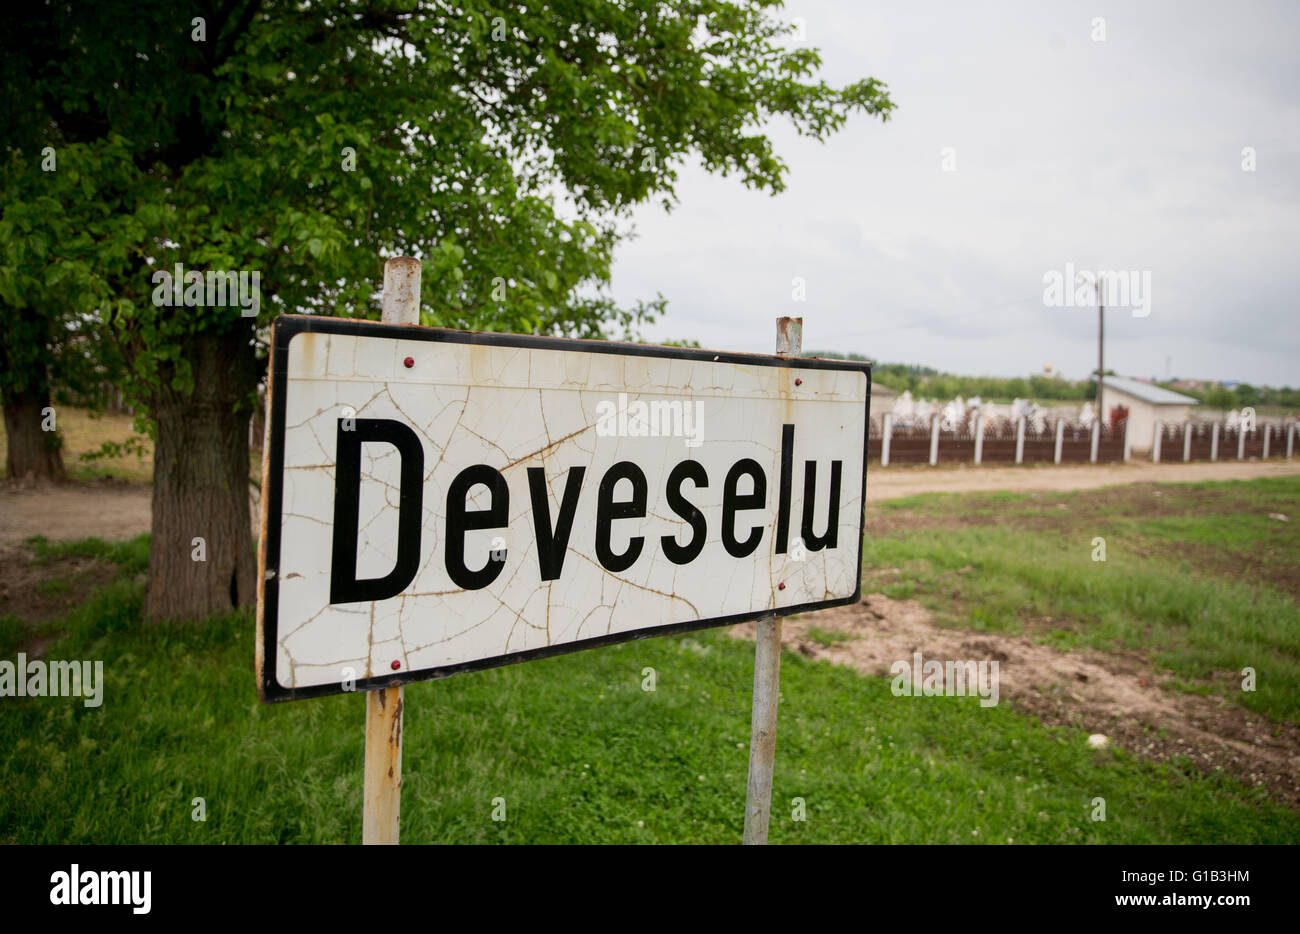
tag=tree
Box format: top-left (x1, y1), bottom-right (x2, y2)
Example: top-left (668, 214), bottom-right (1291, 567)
top-left (0, 294), bottom-right (67, 483)
top-left (4, 1), bottom-right (893, 620)
top-left (1204, 386), bottom-right (1236, 410)
top-left (0, 137), bottom-right (138, 483)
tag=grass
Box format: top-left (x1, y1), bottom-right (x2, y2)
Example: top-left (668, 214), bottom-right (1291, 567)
top-left (864, 477), bottom-right (1300, 723)
top-left (806, 627), bottom-right (854, 648)
top-left (23, 533), bottom-right (152, 575)
top-left (1, 523), bottom-right (1297, 843)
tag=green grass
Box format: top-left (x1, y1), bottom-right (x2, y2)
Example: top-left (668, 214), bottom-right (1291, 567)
top-left (1, 533), bottom-right (1295, 844)
top-left (806, 627), bottom-right (853, 648)
top-left (24, 533), bottom-right (151, 575)
top-left (865, 477), bottom-right (1300, 722)
top-left (0, 615), bottom-right (23, 657)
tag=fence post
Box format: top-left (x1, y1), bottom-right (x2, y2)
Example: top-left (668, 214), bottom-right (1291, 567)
top-left (1122, 418), bottom-right (1131, 462)
top-left (1183, 422), bottom-right (1192, 462)
top-left (1211, 423), bottom-right (1219, 461)
top-left (973, 414), bottom-right (984, 465)
top-left (929, 414), bottom-right (940, 466)
top-left (1089, 420), bottom-right (1099, 464)
top-left (1288, 424), bottom-right (1296, 460)
top-left (1054, 419), bottom-right (1064, 465)
top-left (1263, 424), bottom-right (1271, 459)
top-left (1237, 424), bottom-right (1246, 460)
top-left (1152, 421), bottom-right (1162, 463)
top-left (1014, 416), bottom-right (1025, 465)
top-left (881, 414), bottom-right (892, 467)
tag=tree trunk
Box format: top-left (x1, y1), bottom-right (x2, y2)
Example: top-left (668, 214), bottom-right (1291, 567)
top-left (145, 330), bottom-right (257, 621)
top-left (2, 380), bottom-right (66, 484)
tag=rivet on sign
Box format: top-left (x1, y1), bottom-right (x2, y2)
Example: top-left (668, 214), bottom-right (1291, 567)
top-left (794, 378), bottom-right (802, 386)
top-left (391, 660), bottom-right (401, 670)
top-left (778, 582), bottom-right (786, 591)
top-left (403, 356), bottom-right (414, 368)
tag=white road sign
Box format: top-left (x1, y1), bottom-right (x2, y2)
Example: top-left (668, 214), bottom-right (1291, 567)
top-left (256, 315), bottom-right (870, 701)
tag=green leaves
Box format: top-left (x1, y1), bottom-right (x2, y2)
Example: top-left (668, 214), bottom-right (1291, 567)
top-left (3, 0), bottom-right (893, 417)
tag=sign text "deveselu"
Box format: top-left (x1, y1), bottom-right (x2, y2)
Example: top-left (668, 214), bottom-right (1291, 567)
top-left (329, 420), bottom-right (844, 604)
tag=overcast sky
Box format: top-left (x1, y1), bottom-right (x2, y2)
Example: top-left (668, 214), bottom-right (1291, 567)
top-left (608, 0), bottom-right (1300, 387)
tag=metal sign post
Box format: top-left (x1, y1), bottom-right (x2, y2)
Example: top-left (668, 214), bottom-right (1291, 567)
top-left (743, 316), bottom-right (801, 845)
top-left (362, 256), bottom-right (421, 845)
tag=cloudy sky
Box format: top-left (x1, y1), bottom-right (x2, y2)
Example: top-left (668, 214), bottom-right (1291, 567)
top-left (608, 0), bottom-right (1300, 387)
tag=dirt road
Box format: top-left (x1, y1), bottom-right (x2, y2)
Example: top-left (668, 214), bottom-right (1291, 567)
top-left (1, 483), bottom-right (156, 546)
top-left (2, 459), bottom-right (1298, 545)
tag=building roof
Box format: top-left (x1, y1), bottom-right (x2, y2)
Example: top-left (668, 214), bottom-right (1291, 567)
top-left (1103, 375), bottom-right (1199, 406)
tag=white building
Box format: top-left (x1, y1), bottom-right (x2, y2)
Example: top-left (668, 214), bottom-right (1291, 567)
top-left (1101, 376), bottom-right (1199, 455)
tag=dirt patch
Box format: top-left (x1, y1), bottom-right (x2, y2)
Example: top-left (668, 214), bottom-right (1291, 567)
top-left (0, 546), bottom-right (119, 625)
top-left (0, 545), bottom-right (123, 657)
top-left (731, 593), bottom-right (1300, 809)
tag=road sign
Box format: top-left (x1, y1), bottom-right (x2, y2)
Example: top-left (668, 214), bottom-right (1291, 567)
top-left (256, 314), bottom-right (870, 702)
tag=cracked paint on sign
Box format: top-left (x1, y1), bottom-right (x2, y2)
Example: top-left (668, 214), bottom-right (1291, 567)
top-left (267, 327), bottom-right (868, 692)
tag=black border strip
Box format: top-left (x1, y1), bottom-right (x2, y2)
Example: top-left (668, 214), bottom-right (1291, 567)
top-left (257, 315), bottom-right (872, 702)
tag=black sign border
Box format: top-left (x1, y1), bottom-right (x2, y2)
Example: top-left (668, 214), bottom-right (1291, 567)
top-left (258, 314), bottom-right (871, 702)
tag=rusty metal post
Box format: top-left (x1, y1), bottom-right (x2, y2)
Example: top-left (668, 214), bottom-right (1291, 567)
top-left (362, 256), bottom-right (421, 845)
top-left (742, 316), bottom-right (801, 845)
top-left (363, 685), bottom-right (404, 845)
